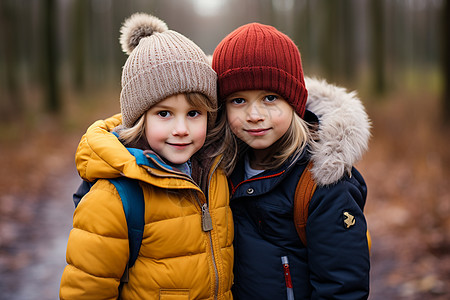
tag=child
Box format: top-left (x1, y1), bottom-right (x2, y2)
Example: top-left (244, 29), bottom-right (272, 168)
top-left (60, 13), bottom-right (233, 299)
top-left (211, 23), bottom-right (371, 299)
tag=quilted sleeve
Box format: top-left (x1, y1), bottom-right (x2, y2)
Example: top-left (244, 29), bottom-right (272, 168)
top-left (306, 171), bottom-right (370, 300)
top-left (60, 179), bottom-right (129, 300)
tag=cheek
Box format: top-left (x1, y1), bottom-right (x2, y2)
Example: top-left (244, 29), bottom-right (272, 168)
top-left (279, 114), bottom-right (293, 132)
top-left (226, 109), bottom-right (243, 133)
top-left (275, 105), bottom-right (293, 132)
top-left (145, 120), bottom-right (165, 146)
top-left (199, 124), bottom-right (208, 142)
top-left (193, 118), bottom-right (208, 142)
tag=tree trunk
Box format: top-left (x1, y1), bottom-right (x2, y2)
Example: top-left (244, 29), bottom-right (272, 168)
top-left (342, 0), bottom-right (356, 84)
top-left (71, 0), bottom-right (87, 91)
top-left (370, 0), bottom-right (386, 95)
top-left (43, 0), bottom-right (60, 113)
top-left (0, 1), bottom-right (22, 119)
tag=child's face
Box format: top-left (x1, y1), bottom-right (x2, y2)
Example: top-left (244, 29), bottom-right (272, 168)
top-left (225, 90), bottom-right (293, 152)
top-left (145, 94), bottom-right (208, 165)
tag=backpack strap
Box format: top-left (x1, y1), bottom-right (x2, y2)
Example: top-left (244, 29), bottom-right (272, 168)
top-left (293, 161), bottom-right (317, 247)
top-left (293, 163), bottom-right (372, 253)
top-left (73, 180), bottom-right (95, 208)
top-left (108, 177), bottom-right (145, 283)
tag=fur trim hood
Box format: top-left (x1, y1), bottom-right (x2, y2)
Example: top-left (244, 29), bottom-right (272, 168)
top-left (305, 77), bottom-right (371, 186)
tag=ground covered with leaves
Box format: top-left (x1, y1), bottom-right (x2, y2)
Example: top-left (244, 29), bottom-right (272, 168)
top-left (0, 91), bottom-right (449, 299)
top-left (359, 92), bottom-right (450, 299)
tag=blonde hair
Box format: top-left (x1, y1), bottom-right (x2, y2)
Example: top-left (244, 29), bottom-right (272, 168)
top-left (117, 92), bottom-right (217, 148)
top-left (210, 109), bottom-right (313, 175)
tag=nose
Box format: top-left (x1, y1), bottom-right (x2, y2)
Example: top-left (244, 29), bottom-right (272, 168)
top-left (172, 117), bottom-right (189, 136)
top-left (246, 102), bottom-right (265, 122)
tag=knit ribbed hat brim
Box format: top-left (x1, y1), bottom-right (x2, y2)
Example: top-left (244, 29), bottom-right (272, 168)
top-left (217, 66), bottom-right (307, 117)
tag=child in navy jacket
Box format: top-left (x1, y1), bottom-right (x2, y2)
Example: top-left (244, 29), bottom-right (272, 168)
top-left (210, 22), bottom-right (371, 299)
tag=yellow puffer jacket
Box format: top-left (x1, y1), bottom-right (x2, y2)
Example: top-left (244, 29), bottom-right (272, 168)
top-left (60, 114), bottom-right (234, 300)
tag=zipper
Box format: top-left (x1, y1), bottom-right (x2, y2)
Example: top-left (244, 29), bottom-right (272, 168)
top-left (201, 203), bottom-right (213, 231)
top-left (281, 256), bottom-right (295, 300)
top-left (195, 194), bottom-right (219, 300)
top-left (196, 157), bottom-right (222, 300)
top-left (207, 158), bottom-right (222, 299)
top-left (201, 156), bottom-right (221, 232)
top-left (147, 152), bottom-right (222, 300)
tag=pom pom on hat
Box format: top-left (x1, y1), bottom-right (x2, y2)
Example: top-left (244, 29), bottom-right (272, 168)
top-left (119, 13), bottom-right (169, 55)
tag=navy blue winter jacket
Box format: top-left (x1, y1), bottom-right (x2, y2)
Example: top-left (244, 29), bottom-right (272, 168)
top-left (229, 154), bottom-right (369, 300)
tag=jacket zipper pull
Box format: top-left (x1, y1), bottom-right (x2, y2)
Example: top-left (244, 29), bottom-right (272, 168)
top-left (281, 256), bottom-right (294, 300)
top-left (201, 203), bottom-right (213, 232)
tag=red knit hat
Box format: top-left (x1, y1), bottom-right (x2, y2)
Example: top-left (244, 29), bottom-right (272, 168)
top-left (212, 23), bottom-right (308, 118)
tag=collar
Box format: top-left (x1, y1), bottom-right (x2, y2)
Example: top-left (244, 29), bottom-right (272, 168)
top-left (244, 154), bottom-right (265, 180)
top-left (229, 149), bottom-right (309, 197)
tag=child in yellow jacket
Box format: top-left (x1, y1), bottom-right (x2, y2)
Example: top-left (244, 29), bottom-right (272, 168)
top-left (60, 13), bottom-right (233, 299)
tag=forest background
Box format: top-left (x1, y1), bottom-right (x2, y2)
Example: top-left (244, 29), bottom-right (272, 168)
top-left (0, 0), bottom-right (449, 299)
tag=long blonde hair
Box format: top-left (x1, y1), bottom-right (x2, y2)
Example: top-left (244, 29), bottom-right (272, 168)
top-left (209, 108), bottom-right (313, 175)
top-left (117, 92), bottom-right (217, 149)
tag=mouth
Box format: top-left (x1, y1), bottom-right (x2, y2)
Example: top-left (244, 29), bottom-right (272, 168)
top-left (244, 128), bottom-right (271, 136)
top-left (167, 142), bottom-right (192, 149)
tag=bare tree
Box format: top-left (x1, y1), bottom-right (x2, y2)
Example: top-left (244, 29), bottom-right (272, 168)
top-left (370, 0), bottom-right (386, 95)
top-left (43, 0), bottom-right (60, 112)
top-left (0, 1), bottom-right (22, 119)
top-left (342, 0), bottom-right (356, 83)
top-left (71, 0), bottom-right (88, 91)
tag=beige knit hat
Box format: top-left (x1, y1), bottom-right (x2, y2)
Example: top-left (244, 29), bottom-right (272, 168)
top-left (119, 13), bottom-right (217, 128)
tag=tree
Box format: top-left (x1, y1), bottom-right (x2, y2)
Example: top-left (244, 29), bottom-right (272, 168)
top-left (370, 0), bottom-right (386, 95)
top-left (0, 1), bottom-right (22, 119)
top-left (342, 0), bottom-right (356, 83)
top-left (71, 0), bottom-right (88, 91)
top-left (43, 0), bottom-right (60, 113)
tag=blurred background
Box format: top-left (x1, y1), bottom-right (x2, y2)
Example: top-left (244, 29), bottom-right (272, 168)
top-left (0, 0), bottom-right (449, 299)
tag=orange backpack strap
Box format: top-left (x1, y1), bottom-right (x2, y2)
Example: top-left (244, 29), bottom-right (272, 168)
top-left (294, 162), bottom-right (372, 252)
top-left (293, 161), bottom-right (317, 247)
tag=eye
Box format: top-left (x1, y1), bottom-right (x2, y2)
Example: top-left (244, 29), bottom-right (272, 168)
top-left (188, 110), bottom-right (201, 117)
top-left (157, 111), bottom-right (171, 118)
top-left (230, 98), bottom-right (245, 105)
top-left (264, 95), bottom-right (278, 102)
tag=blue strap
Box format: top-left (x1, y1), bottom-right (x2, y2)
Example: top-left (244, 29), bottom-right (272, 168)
top-left (109, 177), bottom-right (145, 268)
top-left (73, 180), bottom-right (95, 208)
